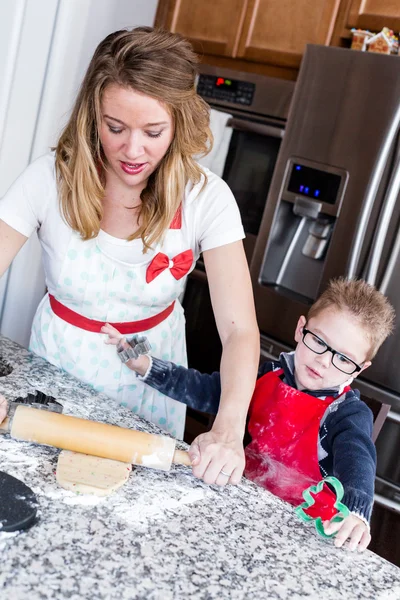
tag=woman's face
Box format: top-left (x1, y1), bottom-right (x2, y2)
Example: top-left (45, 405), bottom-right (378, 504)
top-left (99, 84), bottom-right (174, 194)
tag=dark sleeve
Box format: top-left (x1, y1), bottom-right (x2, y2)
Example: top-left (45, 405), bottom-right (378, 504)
top-left (143, 357), bottom-right (221, 414)
top-left (324, 395), bottom-right (376, 522)
top-left (142, 358), bottom-right (275, 415)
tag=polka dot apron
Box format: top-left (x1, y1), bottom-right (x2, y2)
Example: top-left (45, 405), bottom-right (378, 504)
top-left (30, 213), bottom-right (193, 439)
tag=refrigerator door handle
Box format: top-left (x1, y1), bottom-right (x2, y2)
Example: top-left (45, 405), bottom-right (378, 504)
top-left (366, 152), bottom-right (400, 287)
top-left (378, 206), bottom-right (400, 295)
top-left (347, 105), bottom-right (400, 279)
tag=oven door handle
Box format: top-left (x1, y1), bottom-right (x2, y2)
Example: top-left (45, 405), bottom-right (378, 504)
top-left (227, 118), bottom-right (284, 139)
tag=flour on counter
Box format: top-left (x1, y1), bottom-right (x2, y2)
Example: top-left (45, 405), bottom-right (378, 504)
top-left (113, 486), bottom-right (209, 525)
top-left (63, 494), bottom-right (105, 506)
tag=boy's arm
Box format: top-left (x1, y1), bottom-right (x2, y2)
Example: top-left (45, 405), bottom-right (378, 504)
top-left (141, 357), bottom-right (275, 415)
top-left (143, 357), bottom-right (221, 415)
top-left (101, 323), bottom-right (273, 416)
top-left (324, 396), bottom-right (376, 523)
top-left (102, 323), bottom-right (222, 414)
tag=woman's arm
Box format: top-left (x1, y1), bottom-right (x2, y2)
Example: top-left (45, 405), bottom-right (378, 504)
top-left (193, 240), bottom-right (259, 485)
top-left (0, 220), bottom-right (28, 277)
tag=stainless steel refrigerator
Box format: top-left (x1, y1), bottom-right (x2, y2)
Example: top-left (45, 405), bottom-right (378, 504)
top-left (250, 44), bottom-right (400, 556)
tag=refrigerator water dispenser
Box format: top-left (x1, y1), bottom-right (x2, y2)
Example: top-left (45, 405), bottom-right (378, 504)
top-left (302, 217), bottom-right (334, 260)
top-left (259, 158), bottom-right (348, 301)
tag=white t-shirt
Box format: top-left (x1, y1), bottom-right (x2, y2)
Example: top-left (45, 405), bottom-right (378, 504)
top-left (0, 152), bottom-right (245, 294)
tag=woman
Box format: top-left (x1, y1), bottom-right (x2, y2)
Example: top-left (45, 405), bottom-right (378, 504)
top-left (0, 27), bottom-right (259, 485)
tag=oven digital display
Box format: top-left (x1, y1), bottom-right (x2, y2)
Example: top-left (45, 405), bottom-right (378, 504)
top-left (197, 74), bottom-right (255, 106)
top-left (287, 163), bottom-right (341, 205)
top-left (215, 77), bottom-right (238, 91)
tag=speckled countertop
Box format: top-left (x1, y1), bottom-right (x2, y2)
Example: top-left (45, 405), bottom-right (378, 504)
top-left (0, 335), bottom-right (399, 600)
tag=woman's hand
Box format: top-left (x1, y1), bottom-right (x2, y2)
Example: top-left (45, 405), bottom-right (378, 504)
top-left (101, 323), bottom-right (149, 376)
top-left (323, 514), bottom-right (371, 551)
top-left (0, 395), bottom-right (8, 423)
top-left (189, 428), bottom-right (245, 486)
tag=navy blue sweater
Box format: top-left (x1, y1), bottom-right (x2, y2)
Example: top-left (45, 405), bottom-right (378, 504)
top-left (142, 352), bottom-right (376, 523)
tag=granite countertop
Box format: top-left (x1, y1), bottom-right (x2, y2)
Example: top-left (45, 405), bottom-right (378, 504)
top-left (0, 335), bottom-right (399, 600)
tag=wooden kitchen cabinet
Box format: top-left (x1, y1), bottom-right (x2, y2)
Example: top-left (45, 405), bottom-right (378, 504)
top-left (155, 0), bottom-right (400, 79)
top-left (156, 0), bottom-right (341, 70)
top-left (346, 0), bottom-right (400, 32)
top-left (154, 0), bottom-right (249, 57)
top-left (236, 0), bottom-right (341, 68)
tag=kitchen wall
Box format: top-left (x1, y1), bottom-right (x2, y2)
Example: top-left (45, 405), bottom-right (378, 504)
top-left (0, 0), bottom-right (158, 347)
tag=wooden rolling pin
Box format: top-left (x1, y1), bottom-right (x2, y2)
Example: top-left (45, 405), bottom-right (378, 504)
top-left (2, 406), bottom-right (191, 471)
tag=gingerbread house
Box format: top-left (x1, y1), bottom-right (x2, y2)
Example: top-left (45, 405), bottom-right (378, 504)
top-left (367, 30), bottom-right (395, 55)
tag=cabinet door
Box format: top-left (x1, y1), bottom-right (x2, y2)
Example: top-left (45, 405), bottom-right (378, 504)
top-left (346, 0), bottom-right (400, 32)
top-left (158, 0), bottom-right (249, 57)
top-left (236, 0), bottom-right (341, 68)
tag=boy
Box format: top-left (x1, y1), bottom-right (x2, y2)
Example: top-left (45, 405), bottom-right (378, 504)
top-left (102, 278), bottom-right (395, 552)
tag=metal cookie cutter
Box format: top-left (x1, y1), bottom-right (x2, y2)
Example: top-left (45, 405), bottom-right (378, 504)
top-left (117, 336), bottom-right (152, 363)
top-left (7, 391), bottom-right (63, 421)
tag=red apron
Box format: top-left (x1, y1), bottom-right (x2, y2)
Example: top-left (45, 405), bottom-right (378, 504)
top-left (245, 369), bottom-right (350, 515)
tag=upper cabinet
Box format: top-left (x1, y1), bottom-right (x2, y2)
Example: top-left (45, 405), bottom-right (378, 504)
top-left (236, 0), bottom-right (341, 68)
top-left (157, 0), bottom-right (340, 67)
top-left (156, 0), bottom-right (249, 57)
top-left (346, 0), bottom-right (400, 32)
top-left (155, 0), bottom-right (400, 77)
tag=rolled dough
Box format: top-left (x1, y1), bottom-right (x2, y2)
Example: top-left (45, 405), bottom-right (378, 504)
top-left (56, 450), bottom-right (132, 496)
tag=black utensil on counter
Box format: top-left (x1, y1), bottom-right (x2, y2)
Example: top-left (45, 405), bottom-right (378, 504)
top-left (0, 472), bottom-right (38, 532)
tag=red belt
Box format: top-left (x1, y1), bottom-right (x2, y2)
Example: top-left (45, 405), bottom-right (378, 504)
top-left (49, 294), bottom-right (175, 334)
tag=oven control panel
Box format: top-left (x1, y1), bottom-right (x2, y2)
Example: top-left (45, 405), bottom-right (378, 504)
top-left (197, 74), bottom-right (255, 106)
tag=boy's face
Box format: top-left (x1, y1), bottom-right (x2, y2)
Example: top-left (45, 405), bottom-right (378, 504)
top-left (293, 308), bottom-right (372, 391)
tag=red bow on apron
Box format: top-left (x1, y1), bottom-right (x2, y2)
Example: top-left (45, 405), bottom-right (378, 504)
top-left (146, 249), bottom-right (193, 284)
top-left (245, 369), bottom-right (350, 515)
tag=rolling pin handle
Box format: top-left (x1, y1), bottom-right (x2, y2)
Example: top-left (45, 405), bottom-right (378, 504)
top-left (0, 417), bottom-right (10, 434)
top-left (172, 448), bottom-right (192, 467)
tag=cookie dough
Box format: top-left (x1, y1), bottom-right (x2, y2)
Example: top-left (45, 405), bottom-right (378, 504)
top-left (56, 450), bottom-right (132, 496)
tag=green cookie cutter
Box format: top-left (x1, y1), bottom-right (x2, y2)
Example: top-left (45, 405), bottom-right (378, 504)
top-left (295, 476), bottom-right (350, 538)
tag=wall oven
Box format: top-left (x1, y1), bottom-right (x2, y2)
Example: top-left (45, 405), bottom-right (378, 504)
top-left (182, 66), bottom-right (294, 442)
top-left (195, 64), bottom-right (294, 265)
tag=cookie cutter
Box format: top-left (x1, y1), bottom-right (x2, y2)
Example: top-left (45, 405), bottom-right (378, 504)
top-left (295, 476), bottom-right (350, 538)
top-left (7, 390), bottom-right (63, 421)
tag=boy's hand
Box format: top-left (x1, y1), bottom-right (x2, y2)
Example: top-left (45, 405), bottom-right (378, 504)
top-left (323, 514), bottom-right (371, 551)
top-left (101, 322), bottom-right (124, 347)
top-left (0, 394), bottom-right (8, 423)
top-left (101, 323), bottom-right (150, 377)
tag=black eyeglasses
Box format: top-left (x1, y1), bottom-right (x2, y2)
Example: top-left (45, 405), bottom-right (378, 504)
top-left (302, 326), bottom-right (363, 375)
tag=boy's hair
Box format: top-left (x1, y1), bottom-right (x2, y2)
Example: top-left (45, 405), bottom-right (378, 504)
top-left (307, 277), bottom-right (395, 359)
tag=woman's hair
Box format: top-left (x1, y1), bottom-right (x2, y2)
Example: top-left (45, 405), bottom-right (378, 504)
top-left (307, 277), bottom-right (396, 359)
top-left (55, 27), bottom-right (212, 249)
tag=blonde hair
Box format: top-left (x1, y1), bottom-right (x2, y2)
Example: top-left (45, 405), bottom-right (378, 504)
top-left (55, 27), bottom-right (212, 249)
top-left (308, 277), bottom-right (395, 359)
